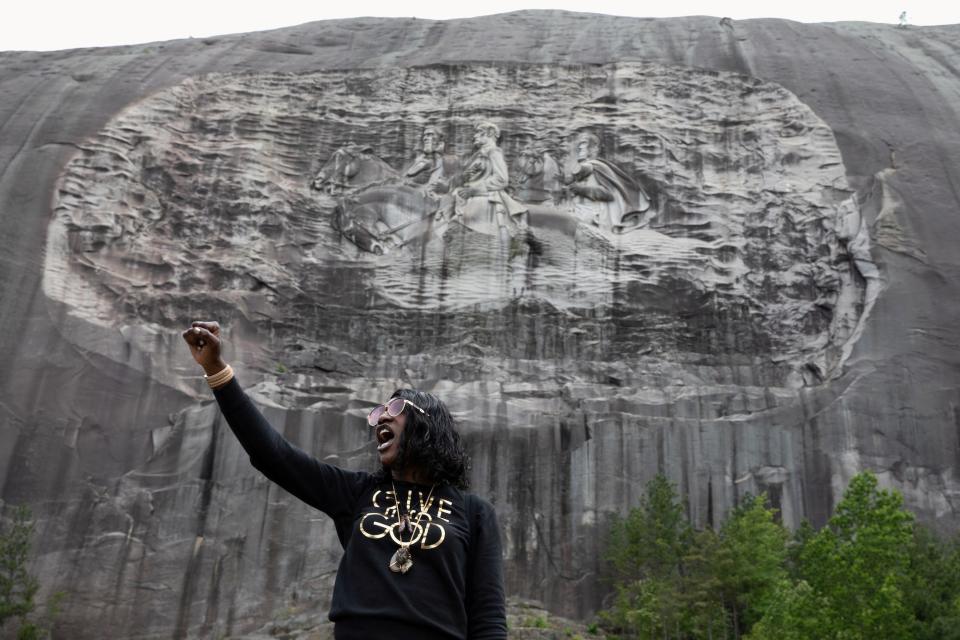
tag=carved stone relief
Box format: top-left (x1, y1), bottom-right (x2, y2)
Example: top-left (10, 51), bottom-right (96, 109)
top-left (44, 62), bottom-right (875, 387)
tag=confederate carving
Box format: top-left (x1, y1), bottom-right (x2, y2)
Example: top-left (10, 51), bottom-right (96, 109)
top-left (314, 127), bottom-right (463, 254)
top-left (316, 124), bottom-right (655, 254)
top-left (317, 121), bottom-right (542, 252)
top-left (513, 135), bottom-right (562, 205)
top-left (312, 143), bottom-right (399, 195)
top-left (563, 132), bottom-right (650, 231)
top-left (47, 61), bottom-right (875, 387)
top-left (330, 185), bottom-right (438, 255)
top-left (448, 122), bottom-right (529, 237)
top-left (402, 126), bottom-right (460, 196)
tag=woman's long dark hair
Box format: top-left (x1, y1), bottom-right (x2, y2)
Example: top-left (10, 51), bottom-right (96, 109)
top-left (373, 388), bottom-right (469, 489)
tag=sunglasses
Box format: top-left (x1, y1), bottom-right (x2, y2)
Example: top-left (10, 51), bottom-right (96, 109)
top-left (367, 397), bottom-right (427, 427)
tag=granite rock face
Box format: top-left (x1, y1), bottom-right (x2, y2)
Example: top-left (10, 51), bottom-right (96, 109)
top-left (2, 11), bottom-right (960, 639)
top-left (47, 62), bottom-right (869, 385)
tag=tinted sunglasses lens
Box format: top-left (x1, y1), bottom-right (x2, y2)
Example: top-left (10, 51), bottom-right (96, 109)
top-left (386, 397), bottom-right (406, 417)
top-left (367, 405), bottom-right (385, 427)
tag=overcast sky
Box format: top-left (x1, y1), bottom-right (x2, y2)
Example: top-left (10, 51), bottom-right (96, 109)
top-left (4, 0), bottom-right (957, 52)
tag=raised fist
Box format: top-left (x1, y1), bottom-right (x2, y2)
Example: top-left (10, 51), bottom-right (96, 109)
top-left (181, 321), bottom-right (227, 376)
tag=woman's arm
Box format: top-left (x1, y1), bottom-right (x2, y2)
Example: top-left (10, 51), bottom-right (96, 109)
top-left (213, 377), bottom-right (367, 517)
top-left (183, 322), bottom-right (367, 518)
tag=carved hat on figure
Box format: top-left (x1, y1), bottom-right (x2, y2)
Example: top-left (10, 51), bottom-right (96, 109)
top-left (455, 120), bottom-right (528, 234)
top-left (474, 121), bottom-right (501, 143)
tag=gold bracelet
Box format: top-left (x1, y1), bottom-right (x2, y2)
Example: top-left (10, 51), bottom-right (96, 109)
top-left (205, 364), bottom-right (234, 390)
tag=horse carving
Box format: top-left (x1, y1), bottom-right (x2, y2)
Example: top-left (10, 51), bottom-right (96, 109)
top-left (332, 186), bottom-right (441, 255)
top-left (312, 144), bottom-right (400, 195)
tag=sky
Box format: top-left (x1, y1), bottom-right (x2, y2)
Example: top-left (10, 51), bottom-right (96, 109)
top-left (3, 0), bottom-right (958, 52)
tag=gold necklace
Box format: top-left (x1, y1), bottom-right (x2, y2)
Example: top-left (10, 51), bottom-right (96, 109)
top-left (388, 481), bottom-right (436, 574)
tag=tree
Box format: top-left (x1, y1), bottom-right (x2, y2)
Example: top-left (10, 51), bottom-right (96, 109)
top-left (745, 579), bottom-right (830, 640)
top-left (601, 472), bottom-right (959, 640)
top-left (0, 505), bottom-right (61, 640)
top-left (602, 474), bottom-right (692, 638)
top-left (676, 527), bottom-right (726, 639)
top-left (0, 506), bottom-right (39, 632)
top-left (607, 474), bottom-right (692, 583)
top-left (903, 526), bottom-right (960, 640)
top-left (667, 494), bottom-right (789, 640)
top-left (710, 495), bottom-right (787, 635)
top-left (784, 518), bottom-right (815, 579)
top-left (748, 472), bottom-right (915, 640)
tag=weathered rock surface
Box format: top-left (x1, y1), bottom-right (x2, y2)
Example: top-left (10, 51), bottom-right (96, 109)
top-left (1, 11), bottom-right (960, 640)
top-left (47, 61), bottom-right (867, 384)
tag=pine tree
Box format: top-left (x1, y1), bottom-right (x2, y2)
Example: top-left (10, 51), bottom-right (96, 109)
top-left (603, 474), bottom-right (692, 638)
top-left (904, 526), bottom-right (960, 639)
top-left (711, 495), bottom-right (787, 635)
top-left (0, 506), bottom-right (40, 637)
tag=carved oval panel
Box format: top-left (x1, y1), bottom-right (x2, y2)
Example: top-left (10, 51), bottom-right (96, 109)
top-left (45, 62), bottom-right (872, 385)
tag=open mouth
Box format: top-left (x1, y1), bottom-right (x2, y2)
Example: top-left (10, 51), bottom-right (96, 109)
top-left (376, 425), bottom-right (395, 452)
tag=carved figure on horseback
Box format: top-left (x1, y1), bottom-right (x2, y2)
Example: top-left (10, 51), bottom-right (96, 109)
top-left (311, 124), bottom-right (655, 255)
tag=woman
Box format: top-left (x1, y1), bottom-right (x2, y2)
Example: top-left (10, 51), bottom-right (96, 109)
top-left (182, 321), bottom-right (507, 640)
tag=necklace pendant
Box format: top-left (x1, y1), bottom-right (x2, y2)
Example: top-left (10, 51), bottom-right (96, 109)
top-left (389, 545), bottom-right (413, 574)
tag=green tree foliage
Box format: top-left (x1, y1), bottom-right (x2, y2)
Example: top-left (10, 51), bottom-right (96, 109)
top-left (601, 474), bottom-right (692, 638)
top-left (607, 474), bottom-right (692, 583)
top-left (675, 527), bottom-right (724, 636)
top-left (0, 505), bottom-right (60, 640)
top-left (601, 478), bottom-right (788, 639)
top-left (600, 472), bottom-right (960, 640)
top-left (748, 472), bottom-right (915, 640)
top-left (709, 495), bottom-right (787, 635)
top-left (742, 579), bottom-right (828, 640)
top-left (784, 518), bottom-right (815, 579)
top-left (903, 527), bottom-right (960, 640)
top-left (0, 506), bottom-right (39, 630)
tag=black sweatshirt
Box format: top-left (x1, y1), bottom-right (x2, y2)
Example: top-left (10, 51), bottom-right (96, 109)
top-left (212, 378), bottom-right (507, 640)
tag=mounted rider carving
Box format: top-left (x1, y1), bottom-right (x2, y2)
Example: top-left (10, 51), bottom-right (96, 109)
top-left (312, 128), bottom-right (464, 255)
top-left (564, 131), bottom-right (650, 232)
top-left (513, 134), bottom-right (562, 205)
top-left (402, 126), bottom-right (461, 198)
top-left (447, 121), bottom-right (528, 238)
